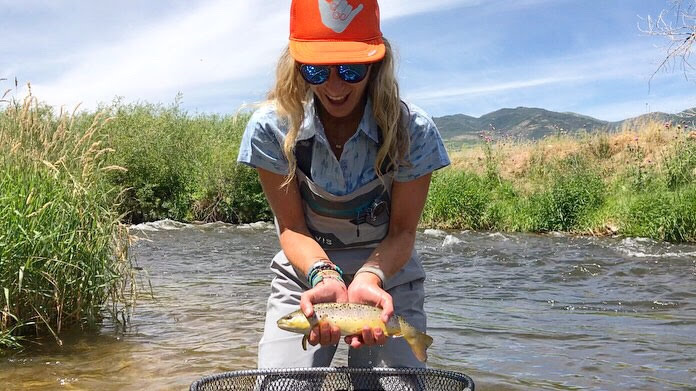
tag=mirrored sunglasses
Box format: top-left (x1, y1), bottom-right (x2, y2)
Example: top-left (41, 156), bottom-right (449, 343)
top-left (299, 64), bottom-right (369, 85)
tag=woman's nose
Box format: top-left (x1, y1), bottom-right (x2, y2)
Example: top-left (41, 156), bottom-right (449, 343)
top-left (325, 67), bottom-right (346, 90)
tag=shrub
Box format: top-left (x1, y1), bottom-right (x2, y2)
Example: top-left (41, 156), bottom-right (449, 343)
top-left (422, 170), bottom-right (491, 229)
top-left (101, 100), bottom-right (203, 223)
top-left (190, 114), bottom-right (271, 223)
top-left (100, 101), bottom-right (271, 224)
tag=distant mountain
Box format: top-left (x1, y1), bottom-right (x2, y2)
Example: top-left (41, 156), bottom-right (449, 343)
top-left (433, 106), bottom-right (696, 147)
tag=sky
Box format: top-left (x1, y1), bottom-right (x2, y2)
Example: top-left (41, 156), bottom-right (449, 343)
top-left (2, 0), bottom-right (695, 121)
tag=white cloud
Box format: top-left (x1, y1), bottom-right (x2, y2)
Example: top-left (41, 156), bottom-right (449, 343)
top-left (380, 0), bottom-right (560, 19)
top-left (21, 0), bottom-right (492, 110)
top-left (404, 43), bottom-right (659, 103)
top-left (408, 76), bottom-right (582, 101)
top-left (27, 1), bottom-right (287, 109)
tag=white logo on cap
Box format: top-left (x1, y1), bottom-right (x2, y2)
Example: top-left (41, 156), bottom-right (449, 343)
top-left (318, 0), bottom-right (364, 34)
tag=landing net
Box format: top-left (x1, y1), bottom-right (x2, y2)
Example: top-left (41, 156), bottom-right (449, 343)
top-left (190, 367), bottom-right (474, 391)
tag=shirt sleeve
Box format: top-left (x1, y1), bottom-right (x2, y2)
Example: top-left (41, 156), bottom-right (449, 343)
top-left (394, 105), bottom-right (451, 182)
top-left (237, 105), bottom-right (289, 176)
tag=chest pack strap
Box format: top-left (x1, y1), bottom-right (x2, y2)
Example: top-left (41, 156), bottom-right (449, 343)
top-left (295, 137), bottom-right (314, 181)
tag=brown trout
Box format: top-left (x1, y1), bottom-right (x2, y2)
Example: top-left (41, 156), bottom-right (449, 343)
top-left (277, 303), bottom-right (433, 362)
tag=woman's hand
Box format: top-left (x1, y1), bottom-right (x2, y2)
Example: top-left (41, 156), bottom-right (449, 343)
top-left (345, 272), bottom-right (393, 349)
top-left (300, 278), bottom-right (348, 347)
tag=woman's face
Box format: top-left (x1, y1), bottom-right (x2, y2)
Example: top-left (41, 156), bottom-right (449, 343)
top-left (309, 66), bottom-right (371, 120)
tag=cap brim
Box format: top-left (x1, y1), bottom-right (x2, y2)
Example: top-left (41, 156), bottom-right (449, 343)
top-left (289, 39), bottom-right (385, 65)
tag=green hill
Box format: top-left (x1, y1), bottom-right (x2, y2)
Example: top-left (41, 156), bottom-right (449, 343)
top-left (434, 106), bottom-right (696, 148)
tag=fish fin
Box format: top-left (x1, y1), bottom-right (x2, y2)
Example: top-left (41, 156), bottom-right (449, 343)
top-left (302, 335), bottom-right (308, 351)
top-left (308, 313), bottom-right (319, 328)
top-left (399, 318), bottom-right (433, 362)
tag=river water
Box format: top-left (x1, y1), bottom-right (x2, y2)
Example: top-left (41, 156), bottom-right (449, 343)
top-left (1, 220), bottom-right (695, 390)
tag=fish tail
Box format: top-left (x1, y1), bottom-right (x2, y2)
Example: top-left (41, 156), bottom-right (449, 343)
top-left (398, 317), bottom-right (433, 362)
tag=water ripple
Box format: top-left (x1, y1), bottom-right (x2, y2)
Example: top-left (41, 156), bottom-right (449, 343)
top-left (2, 228), bottom-right (694, 390)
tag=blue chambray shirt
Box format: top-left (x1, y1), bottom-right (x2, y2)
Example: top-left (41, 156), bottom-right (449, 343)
top-left (237, 97), bottom-right (450, 196)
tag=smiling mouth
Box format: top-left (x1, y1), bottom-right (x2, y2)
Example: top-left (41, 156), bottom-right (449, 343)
top-left (326, 93), bottom-right (349, 105)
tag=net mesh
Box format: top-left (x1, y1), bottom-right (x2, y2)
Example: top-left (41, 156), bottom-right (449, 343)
top-left (190, 367), bottom-right (474, 391)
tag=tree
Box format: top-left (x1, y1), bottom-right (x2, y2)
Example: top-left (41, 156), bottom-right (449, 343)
top-left (641, 0), bottom-right (696, 82)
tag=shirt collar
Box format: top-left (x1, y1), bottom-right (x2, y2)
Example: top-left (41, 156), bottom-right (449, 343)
top-left (297, 100), bottom-right (318, 141)
top-left (358, 98), bottom-right (380, 143)
top-left (298, 96), bottom-right (380, 143)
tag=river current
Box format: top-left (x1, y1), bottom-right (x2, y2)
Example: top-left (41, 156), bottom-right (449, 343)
top-left (1, 220), bottom-right (695, 390)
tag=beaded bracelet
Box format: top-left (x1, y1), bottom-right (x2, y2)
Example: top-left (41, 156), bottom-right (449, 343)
top-left (310, 269), bottom-right (345, 288)
top-left (306, 260), bottom-right (344, 288)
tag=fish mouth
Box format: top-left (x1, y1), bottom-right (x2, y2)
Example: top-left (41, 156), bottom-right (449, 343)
top-left (276, 320), bottom-right (306, 333)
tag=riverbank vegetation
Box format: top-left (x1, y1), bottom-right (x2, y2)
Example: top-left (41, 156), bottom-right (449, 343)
top-left (2, 89), bottom-right (695, 348)
top-left (424, 119), bottom-right (696, 242)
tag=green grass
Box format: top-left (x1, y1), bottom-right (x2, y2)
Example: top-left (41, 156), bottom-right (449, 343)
top-left (620, 184), bottom-right (696, 242)
top-left (1, 92), bottom-right (272, 349)
top-left (525, 155), bottom-right (606, 232)
top-left (422, 170), bottom-right (492, 229)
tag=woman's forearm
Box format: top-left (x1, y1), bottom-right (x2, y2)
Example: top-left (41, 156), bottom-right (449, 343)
top-left (362, 228), bottom-right (417, 279)
top-left (361, 174), bottom-right (432, 279)
top-left (278, 228), bottom-right (332, 277)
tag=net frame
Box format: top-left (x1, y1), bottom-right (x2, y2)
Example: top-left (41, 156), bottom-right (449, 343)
top-left (190, 366), bottom-right (474, 391)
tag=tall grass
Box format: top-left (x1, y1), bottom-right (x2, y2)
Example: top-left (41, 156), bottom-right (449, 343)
top-left (0, 91), bottom-right (134, 349)
top-left (421, 170), bottom-right (492, 229)
top-left (0, 89), bottom-right (270, 350)
top-left (525, 155), bottom-right (605, 232)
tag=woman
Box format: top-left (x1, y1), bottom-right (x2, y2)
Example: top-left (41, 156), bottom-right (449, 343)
top-left (237, 0), bottom-right (449, 368)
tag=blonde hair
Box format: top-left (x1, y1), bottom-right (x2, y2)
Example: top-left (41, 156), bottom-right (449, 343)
top-left (267, 39), bottom-right (410, 188)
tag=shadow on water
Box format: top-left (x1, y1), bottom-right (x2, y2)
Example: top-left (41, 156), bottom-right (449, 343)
top-left (2, 222), bottom-right (695, 390)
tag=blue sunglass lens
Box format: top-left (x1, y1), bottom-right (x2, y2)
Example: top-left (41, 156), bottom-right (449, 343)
top-left (300, 64), bottom-right (369, 84)
top-left (300, 65), bottom-right (330, 85)
top-left (337, 64), bottom-right (368, 83)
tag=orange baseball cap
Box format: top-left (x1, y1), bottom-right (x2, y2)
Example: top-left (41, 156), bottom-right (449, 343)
top-left (289, 0), bottom-right (386, 65)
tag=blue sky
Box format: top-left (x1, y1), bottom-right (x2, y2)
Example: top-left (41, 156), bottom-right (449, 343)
top-left (2, 0), bottom-right (694, 121)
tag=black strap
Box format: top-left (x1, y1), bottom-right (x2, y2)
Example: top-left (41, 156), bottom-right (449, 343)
top-left (295, 137), bottom-right (314, 180)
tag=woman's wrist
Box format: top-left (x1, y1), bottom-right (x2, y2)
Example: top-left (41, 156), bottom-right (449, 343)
top-left (354, 265), bottom-right (386, 288)
top-left (307, 260), bottom-right (345, 288)
top-left (311, 269), bottom-right (345, 287)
